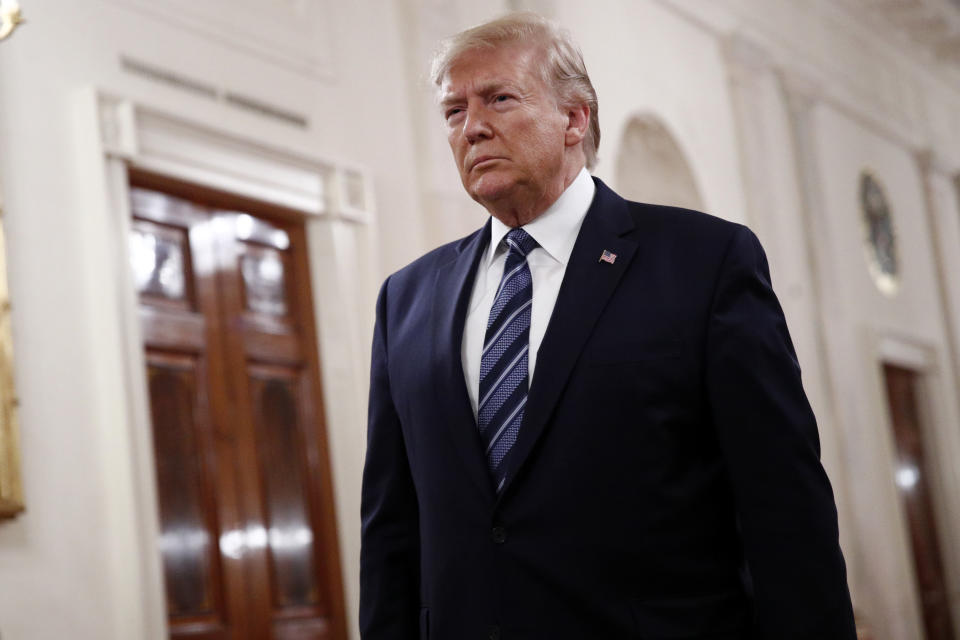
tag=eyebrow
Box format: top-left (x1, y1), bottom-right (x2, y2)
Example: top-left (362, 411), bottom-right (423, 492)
top-left (440, 80), bottom-right (517, 108)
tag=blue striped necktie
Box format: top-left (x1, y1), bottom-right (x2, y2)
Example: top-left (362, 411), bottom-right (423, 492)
top-left (478, 227), bottom-right (538, 493)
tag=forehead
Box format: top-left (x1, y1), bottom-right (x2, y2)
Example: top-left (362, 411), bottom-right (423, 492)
top-left (440, 44), bottom-right (544, 97)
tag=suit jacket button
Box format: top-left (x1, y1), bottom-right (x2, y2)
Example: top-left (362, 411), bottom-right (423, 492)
top-left (488, 624), bottom-right (501, 640)
top-left (491, 525), bottom-right (507, 544)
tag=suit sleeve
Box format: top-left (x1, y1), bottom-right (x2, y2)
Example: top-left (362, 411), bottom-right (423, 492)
top-left (705, 226), bottom-right (856, 639)
top-left (359, 277), bottom-right (420, 639)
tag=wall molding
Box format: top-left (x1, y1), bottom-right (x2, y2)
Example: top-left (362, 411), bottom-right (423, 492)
top-left (657, 0), bottom-right (960, 172)
top-left (97, 93), bottom-right (375, 224)
top-left (864, 327), bottom-right (960, 631)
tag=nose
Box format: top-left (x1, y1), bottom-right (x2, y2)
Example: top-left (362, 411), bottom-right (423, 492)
top-left (463, 103), bottom-right (493, 144)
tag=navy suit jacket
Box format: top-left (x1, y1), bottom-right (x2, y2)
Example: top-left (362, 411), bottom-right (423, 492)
top-left (360, 178), bottom-right (856, 639)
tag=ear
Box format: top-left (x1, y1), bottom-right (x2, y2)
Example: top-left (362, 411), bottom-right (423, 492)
top-left (564, 104), bottom-right (590, 147)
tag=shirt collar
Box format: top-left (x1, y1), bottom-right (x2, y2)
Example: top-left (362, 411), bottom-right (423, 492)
top-left (486, 167), bottom-right (595, 266)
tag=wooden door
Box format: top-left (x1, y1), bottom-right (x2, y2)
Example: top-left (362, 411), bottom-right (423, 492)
top-left (128, 172), bottom-right (347, 640)
top-left (883, 364), bottom-right (956, 640)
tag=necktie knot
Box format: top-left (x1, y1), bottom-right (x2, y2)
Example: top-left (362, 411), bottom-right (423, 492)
top-left (505, 227), bottom-right (538, 258)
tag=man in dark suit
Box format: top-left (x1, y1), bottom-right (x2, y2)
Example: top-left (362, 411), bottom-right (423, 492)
top-left (360, 12), bottom-right (856, 640)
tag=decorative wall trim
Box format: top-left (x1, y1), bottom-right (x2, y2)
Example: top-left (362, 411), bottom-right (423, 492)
top-left (916, 150), bottom-right (960, 394)
top-left (657, 0), bottom-right (960, 172)
top-left (97, 93), bottom-right (375, 225)
top-left (877, 333), bottom-right (938, 371)
top-left (119, 56), bottom-right (311, 129)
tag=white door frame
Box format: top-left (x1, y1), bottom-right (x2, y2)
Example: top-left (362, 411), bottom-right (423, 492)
top-left (74, 87), bottom-right (376, 639)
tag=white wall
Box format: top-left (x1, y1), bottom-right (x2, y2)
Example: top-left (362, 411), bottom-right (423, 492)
top-left (559, 0), bottom-right (747, 224)
top-left (395, 0), bottom-right (513, 250)
top-left (811, 102), bottom-right (960, 638)
top-left (0, 1), bottom-right (427, 637)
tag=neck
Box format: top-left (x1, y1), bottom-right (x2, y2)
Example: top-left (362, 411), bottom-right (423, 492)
top-left (485, 161), bottom-right (584, 228)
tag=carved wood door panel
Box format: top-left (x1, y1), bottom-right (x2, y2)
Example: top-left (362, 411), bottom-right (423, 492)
top-left (883, 364), bottom-right (956, 640)
top-left (129, 174), bottom-right (347, 640)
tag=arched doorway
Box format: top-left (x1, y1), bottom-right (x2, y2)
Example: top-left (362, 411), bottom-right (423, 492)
top-left (615, 114), bottom-right (704, 211)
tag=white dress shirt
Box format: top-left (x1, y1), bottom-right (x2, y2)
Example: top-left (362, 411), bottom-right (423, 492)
top-left (461, 167), bottom-right (596, 419)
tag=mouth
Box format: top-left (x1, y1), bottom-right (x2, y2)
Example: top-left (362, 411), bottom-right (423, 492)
top-left (469, 156), bottom-right (503, 171)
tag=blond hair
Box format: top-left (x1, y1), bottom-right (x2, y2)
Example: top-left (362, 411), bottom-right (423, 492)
top-left (430, 12), bottom-right (600, 169)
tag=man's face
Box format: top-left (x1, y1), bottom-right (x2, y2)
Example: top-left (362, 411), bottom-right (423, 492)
top-left (440, 44), bottom-right (569, 214)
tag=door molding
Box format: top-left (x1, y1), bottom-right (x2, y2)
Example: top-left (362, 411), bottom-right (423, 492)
top-left (76, 87), bottom-right (377, 639)
top-left (863, 329), bottom-right (960, 637)
top-left (96, 93), bottom-right (374, 224)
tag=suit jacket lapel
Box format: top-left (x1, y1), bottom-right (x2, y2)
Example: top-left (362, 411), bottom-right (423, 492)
top-left (432, 220), bottom-right (495, 500)
top-left (498, 179), bottom-right (639, 500)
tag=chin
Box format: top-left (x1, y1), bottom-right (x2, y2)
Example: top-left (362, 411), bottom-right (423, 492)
top-left (468, 174), bottom-right (518, 205)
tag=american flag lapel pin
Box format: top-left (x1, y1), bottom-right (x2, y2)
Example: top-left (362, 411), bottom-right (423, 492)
top-left (599, 249), bottom-right (617, 264)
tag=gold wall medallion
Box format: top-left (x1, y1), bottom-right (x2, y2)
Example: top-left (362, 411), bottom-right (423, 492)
top-left (859, 170), bottom-right (900, 297)
top-left (0, 0), bottom-right (25, 42)
top-left (0, 205), bottom-right (24, 520)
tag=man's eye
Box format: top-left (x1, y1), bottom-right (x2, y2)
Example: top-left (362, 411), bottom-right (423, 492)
top-left (494, 95), bottom-right (511, 103)
top-left (445, 108), bottom-right (463, 120)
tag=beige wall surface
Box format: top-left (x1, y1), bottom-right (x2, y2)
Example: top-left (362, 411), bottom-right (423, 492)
top-left (0, 0), bottom-right (959, 639)
top-left (559, 0), bottom-right (747, 224)
top-left (0, 1), bottom-right (424, 637)
top-left (810, 101), bottom-right (960, 640)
